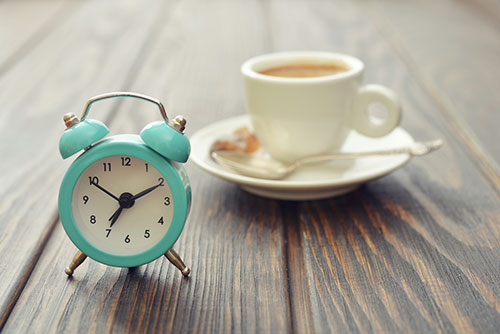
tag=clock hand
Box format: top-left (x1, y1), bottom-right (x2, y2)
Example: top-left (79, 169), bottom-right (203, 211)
top-left (109, 206), bottom-right (123, 228)
top-left (130, 182), bottom-right (163, 201)
top-left (91, 181), bottom-right (120, 201)
top-left (107, 182), bottom-right (160, 228)
top-left (109, 207), bottom-right (119, 221)
top-left (108, 192), bottom-right (135, 227)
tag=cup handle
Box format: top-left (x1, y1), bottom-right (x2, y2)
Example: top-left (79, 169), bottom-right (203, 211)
top-left (351, 84), bottom-right (401, 137)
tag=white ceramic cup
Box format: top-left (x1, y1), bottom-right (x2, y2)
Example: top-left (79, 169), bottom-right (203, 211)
top-left (241, 51), bottom-right (401, 162)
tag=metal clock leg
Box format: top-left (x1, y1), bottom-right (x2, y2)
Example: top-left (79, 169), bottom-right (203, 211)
top-left (164, 248), bottom-right (190, 277)
top-left (65, 250), bottom-right (87, 276)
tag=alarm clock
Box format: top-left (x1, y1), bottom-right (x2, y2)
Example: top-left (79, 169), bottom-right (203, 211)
top-left (58, 92), bottom-right (191, 277)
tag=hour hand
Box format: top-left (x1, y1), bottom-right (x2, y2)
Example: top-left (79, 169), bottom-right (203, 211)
top-left (91, 181), bottom-right (120, 202)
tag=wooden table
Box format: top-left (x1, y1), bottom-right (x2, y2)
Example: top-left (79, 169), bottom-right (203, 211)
top-left (1, 0), bottom-right (499, 333)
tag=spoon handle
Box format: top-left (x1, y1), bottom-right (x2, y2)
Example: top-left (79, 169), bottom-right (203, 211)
top-left (295, 139), bottom-right (443, 167)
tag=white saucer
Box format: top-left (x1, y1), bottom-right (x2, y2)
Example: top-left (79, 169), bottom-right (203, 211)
top-left (190, 115), bottom-right (414, 200)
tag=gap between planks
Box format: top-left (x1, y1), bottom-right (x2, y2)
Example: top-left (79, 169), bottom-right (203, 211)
top-left (0, 0), bottom-right (180, 329)
top-left (360, 2), bottom-right (500, 196)
top-left (0, 1), bottom-right (81, 78)
top-left (0, 212), bottom-right (59, 330)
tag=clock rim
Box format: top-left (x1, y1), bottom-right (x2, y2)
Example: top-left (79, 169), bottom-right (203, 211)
top-left (58, 134), bottom-right (189, 268)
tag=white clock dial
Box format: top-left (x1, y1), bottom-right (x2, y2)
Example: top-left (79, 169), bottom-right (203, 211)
top-left (71, 155), bottom-right (174, 256)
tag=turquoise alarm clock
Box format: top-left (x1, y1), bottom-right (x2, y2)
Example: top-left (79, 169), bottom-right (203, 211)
top-left (58, 92), bottom-right (191, 277)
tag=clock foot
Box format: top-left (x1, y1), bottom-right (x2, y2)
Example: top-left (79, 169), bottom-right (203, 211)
top-left (65, 250), bottom-right (87, 276)
top-left (164, 248), bottom-right (190, 277)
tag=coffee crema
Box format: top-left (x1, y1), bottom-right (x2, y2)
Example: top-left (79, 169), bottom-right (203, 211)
top-left (259, 63), bottom-right (348, 78)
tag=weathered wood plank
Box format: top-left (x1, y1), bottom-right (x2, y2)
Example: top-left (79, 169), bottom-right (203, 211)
top-left (269, 0), bottom-right (500, 332)
top-left (3, 0), bottom-right (500, 333)
top-left (3, 1), bottom-right (292, 333)
top-left (361, 0), bottom-right (500, 172)
top-left (0, 0), bottom-right (75, 75)
top-left (0, 0), bottom-right (171, 328)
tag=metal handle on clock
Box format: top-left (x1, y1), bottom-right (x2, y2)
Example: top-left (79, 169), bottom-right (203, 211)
top-left (80, 92), bottom-right (169, 122)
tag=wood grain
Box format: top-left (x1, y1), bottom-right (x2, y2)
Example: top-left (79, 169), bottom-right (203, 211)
top-left (4, 1), bottom-right (292, 333)
top-left (1, 0), bottom-right (500, 333)
top-left (270, 0), bottom-right (500, 332)
top-left (0, 0), bottom-right (171, 328)
top-left (0, 0), bottom-right (76, 76)
top-left (360, 0), bottom-right (500, 174)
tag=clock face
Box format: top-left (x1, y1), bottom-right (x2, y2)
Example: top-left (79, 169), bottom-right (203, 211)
top-left (71, 155), bottom-right (174, 256)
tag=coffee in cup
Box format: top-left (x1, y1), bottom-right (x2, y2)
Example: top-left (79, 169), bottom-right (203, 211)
top-left (259, 63), bottom-right (349, 78)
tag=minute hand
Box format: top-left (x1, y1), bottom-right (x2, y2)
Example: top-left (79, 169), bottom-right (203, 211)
top-left (131, 183), bottom-right (163, 201)
top-left (109, 206), bottom-right (123, 228)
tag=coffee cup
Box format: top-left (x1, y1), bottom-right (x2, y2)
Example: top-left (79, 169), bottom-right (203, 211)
top-left (241, 51), bottom-right (401, 162)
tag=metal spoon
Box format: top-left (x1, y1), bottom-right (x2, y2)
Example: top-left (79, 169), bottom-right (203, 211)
top-left (211, 139), bottom-right (443, 180)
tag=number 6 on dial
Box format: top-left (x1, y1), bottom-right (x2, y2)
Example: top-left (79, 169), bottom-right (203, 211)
top-left (58, 92), bottom-right (192, 278)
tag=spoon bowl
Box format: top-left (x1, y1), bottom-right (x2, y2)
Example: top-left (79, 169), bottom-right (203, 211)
top-left (212, 151), bottom-right (291, 179)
